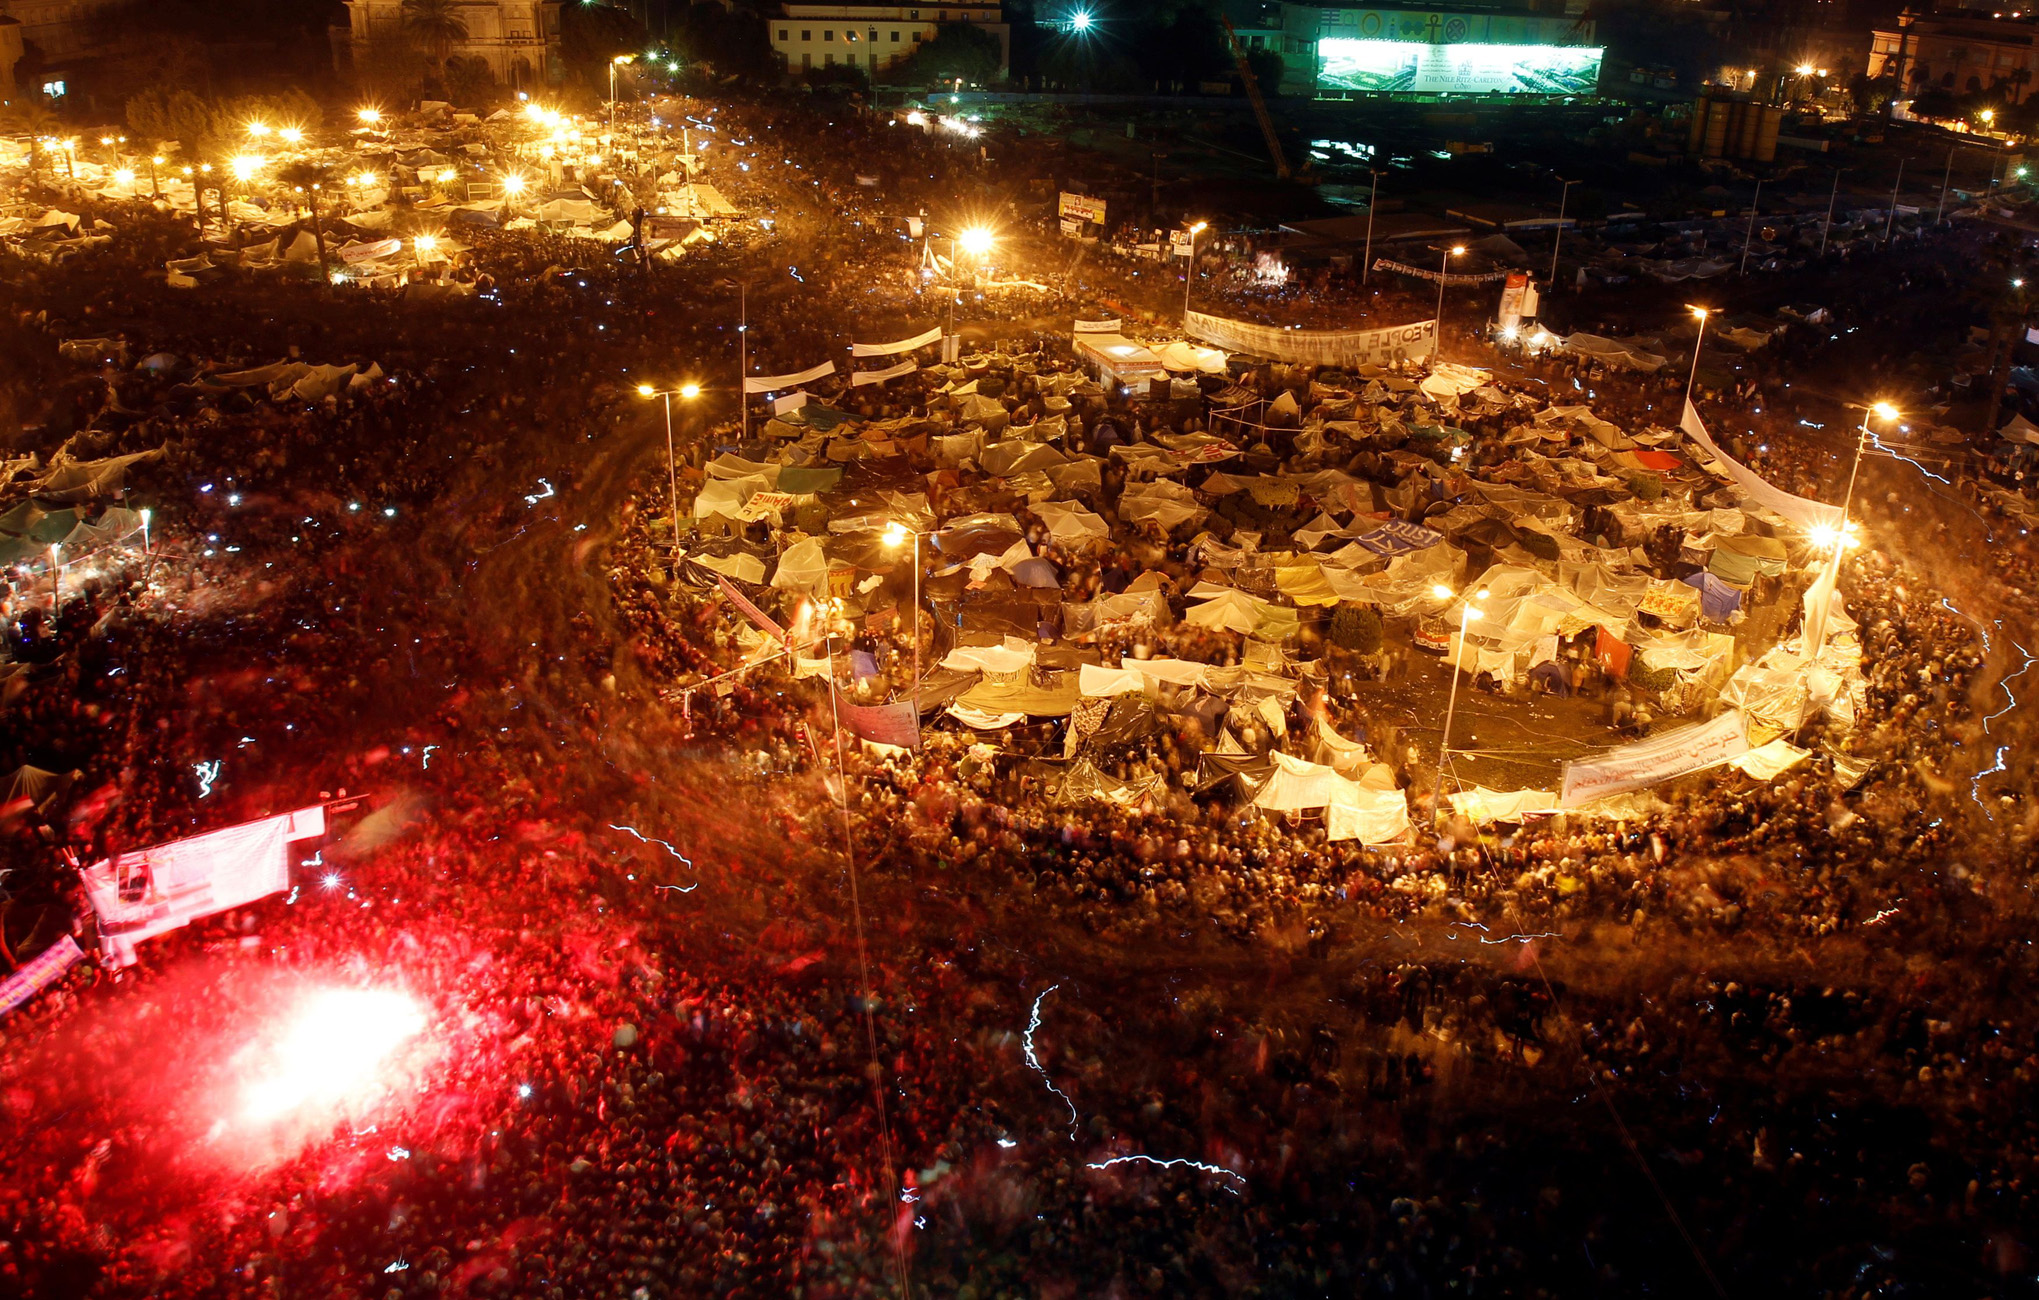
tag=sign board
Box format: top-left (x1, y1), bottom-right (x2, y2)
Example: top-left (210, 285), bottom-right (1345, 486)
top-left (1186, 309), bottom-right (1437, 368)
top-left (1560, 709), bottom-right (1749, 806)
top-left (1058, 191), bottom-right (1107, 224)
top-left (1317, 38), bottom-right (1604, 96)
top-left (1498, 272), bottom-right (1530, 331)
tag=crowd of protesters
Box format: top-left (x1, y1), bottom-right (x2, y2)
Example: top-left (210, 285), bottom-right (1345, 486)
top-left (1, 89), bottom-right (2038, 1299)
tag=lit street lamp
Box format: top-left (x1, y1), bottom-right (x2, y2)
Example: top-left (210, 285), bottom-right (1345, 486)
top-left (882, 521), bottom-right (925, 713)
top-left (1181, 219), bottom-right (1207, 321)
top-left (1434, 245), bottom-right (1464, 363)
top-left (636, 382), bottom-right (701, 528)
top-left (609, 54), bottom-right (636, 131)
top-left (1431, 583), bottom-right (1489, 820)
top-left (1683, 305), bottom-right (1710, 410)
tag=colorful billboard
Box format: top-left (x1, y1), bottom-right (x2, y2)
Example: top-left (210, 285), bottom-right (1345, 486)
top-left (1316, 38), bottom-right (1603, 95)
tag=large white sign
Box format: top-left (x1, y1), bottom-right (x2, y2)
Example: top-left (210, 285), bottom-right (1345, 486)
top-left (82, 807), bottom-right (326, 966)
top-left (1318, 39), bottom-right (1604, 95)
top-left (1186, 310), bottom-right (1436, 368)
top-left (1561, 710), bottom-right (1749, 806)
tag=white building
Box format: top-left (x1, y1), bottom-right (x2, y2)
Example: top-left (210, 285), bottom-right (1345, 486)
top-left (770, 2), bottom-right (1008, 82)
top-left (334, 0), bottom-right (565, 89)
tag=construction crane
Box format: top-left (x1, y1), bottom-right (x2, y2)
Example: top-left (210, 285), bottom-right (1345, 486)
top-left (1221, 17), bottom-right (1291, 181)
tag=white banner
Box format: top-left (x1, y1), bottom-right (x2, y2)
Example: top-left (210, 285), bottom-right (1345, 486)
top-left (850, 325), bottom-right (942, 358)
top-left (1186, 310), bottom-right (1437, 368)
top-left (1681, 401), bottom-right (1845, 533)
top-left (743, 360), bottom-right (836, 395)
top-left (1371, 257), bottom-right (1511, 285)
top-left (1073, 318), bottom-right (1123, 334)
top-left (81, 807), bottom-right (327, 966)
top-left (771, 390), bottom-right (809, 415)
top-left (1560, 710), bottom-right (1749, 806)
top-left (851, 358), bottom-right (918, 386)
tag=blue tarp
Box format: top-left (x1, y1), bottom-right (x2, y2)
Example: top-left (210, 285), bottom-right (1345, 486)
top-left (1679, 570), bottom-right (1742, 621)
top-left (1354, 520), bottom-right (1445, 557)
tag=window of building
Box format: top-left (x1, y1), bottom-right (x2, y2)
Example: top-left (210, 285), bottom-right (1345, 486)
top-left (910, 9), bottom-right (918, 18)
top-left (846, 28), bottom-right (857, 40)
top-left (890, 28), bottom-right (900, 41)
top-left (801, 29), bottom-right (810, 39)
top-left (826, 51), bottom-right (835, 65)
top-left (779, 28), bottom-right (789, 40)
top-left (823, 28), bottom-right (834, 40)
top-left (869, 27), bottom-right (877, 41)
top-left (802, 52), bottom-right (811, 68)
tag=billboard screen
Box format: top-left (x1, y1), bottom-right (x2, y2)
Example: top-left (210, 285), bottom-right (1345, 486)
top-left (1317, 39), bottom-right (1603, 95)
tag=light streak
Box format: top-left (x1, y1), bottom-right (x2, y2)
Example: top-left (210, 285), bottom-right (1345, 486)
top-left (1086, 1153), bottom-right (1246, 1192)
top-left (1866, 907), bottom-right (1900, 925)
top-left (1970, 744), bottom-right (2009, 813)
top-left (194, 760), bottom-right (222, 797)
top-left (608, 823), bottom-right (693, 866)
top-left (1479, 931), bottom-right (1563, 945)
top-left (652, 883), bottom-right (698, 894)
top-left (387, 1145), bottom-right (410, 1160)
top-left (1869, 424), bottom-right (1949, 483)
top-left (421, 745), bottom-right (438, 768)
top-left (1983, 638), bottom-right (2034, 734)
top-left (1022, 985), bottom-right (1079, 1134)
top-left (321, 872), bottom-right (343, 890)
top-left (385, 1259), bottom-right (409, 1274)
top-left (523, 478), bottom-right (555, 505)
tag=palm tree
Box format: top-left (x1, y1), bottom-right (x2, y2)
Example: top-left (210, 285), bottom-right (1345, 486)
top-left (3, 99), bottom-right (60, 178)
top-left (401, 0), bottom-right (469, 76)
top-left (276, 160), bottom-right (333, 288)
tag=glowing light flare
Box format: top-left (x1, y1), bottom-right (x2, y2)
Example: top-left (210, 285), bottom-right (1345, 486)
top-left (238, 988), bottom-right (427, 1123)
top-left (195, 759), bottom-right (222, 797)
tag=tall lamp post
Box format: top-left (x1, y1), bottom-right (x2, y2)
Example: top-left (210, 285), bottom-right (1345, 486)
top-left (1434, 244), bottom-right (1465, 364)
top-left (1549, 176), bottom-right (1579, 288)
top-left (609, 55), bottom-right (636, 132)
top-left (1430, 583), bottom-right (1489, 820)
top-left (1884, 157), bottom-right (1907, 249)
top-left (1819, 168), bottom-right (1846, 258)
top-left (1738, 178), bottom-right (1765, 276)
top-left (1362, 168), bottom-right (1383, 285)
top-left (1683, 305), bottom-right (1711, 411)
top-left (1180, 219), bottom-right (1207, 322)
top-left (636, 382), bottom-right (702, 528)
top-left (881, 521), bottom-right (924, 714)
top-left (1840, 401), bottom-right (1899, 530)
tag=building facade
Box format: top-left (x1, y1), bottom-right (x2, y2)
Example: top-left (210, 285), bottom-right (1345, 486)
top-left (769, 2), bottom-right (1009, 82)
top-left (1870, 10), bottom-right (2039, 102)
top-left (334, 0), bottom-right (565, 89)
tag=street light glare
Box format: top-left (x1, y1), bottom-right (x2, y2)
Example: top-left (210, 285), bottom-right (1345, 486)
top-left (679, 383), bottom-right (701, 399)
top-left (1871, 401), bottom-right (1899, 420)
top-left (230, 155), bottom-right (262, 181)
top-left (1448, 245), bottom-right (1465, 255)
top-left (1432, 584), bottom-right (1453, 600)
top-left (1690, 305), bottom-right (1709, 319)
top-left (883, 522), bottom-right (910, 546)
top-left (958, 226), bottom-right (995, 257)
top-left (1071, 9), bottom-right (1093, 30)
top-left (358, 108), bottom-right (382, 124)
top-left (247, 122), bottom-right (270, 137)
top-left (501, 173), bottom-right (527, 195)
top-left (280, 127), bottom-right (303, 144)
top-left (637, 384), bottom-right (656, 397)
top-left (1190, 220), bottom-right (1208, 234)
top-left (114, 169), bottom-right (134, 185)
top-left (414, 234), bottom-right (438, 253)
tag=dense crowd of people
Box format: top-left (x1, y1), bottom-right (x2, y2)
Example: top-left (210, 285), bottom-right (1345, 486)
top-left (2, 88), bottom-right (2039, 1299)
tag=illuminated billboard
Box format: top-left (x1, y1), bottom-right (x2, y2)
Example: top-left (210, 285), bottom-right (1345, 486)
top-left (1317, 38), bottom-right (1604, 95)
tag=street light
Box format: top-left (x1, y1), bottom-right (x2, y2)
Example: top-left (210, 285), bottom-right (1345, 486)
top-left (1070, 8), bottom-right (1093, 31)
top-left (637, 383), bottom-right (700, 529)
top-left (1683, 305), bottom-right (1710, 411)
top-left (957, 225), bottom-right (995, 258)
top-left (358, 107), bottom-right (382, 126)
top-left (280, 127), bottom-right (303, 145)
top-left (413, 233), bottom-right (438, 259)
top-left (113, 167), bottom-right (135, 190)
top-left (609, 54), bottom-right (636, 131)
top-left (1549, 177), bottom-right (1579, 288)
top-left (1840, 401), bottom-right (1899, 528)
top-left (1181, 219), bottom-right (1208, 320)
top-left (1434, 245), bottom-right (1464, 363)
top-left (1431, 583), bottom-right (1489, 821)
top-left (246, 121), bottom-right (271, 139)
top-left (882, 521), bottom-right (925, 714)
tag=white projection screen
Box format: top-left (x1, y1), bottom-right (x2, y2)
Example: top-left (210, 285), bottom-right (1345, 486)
top-left (1316, 39), bottom-right (1604, 94)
